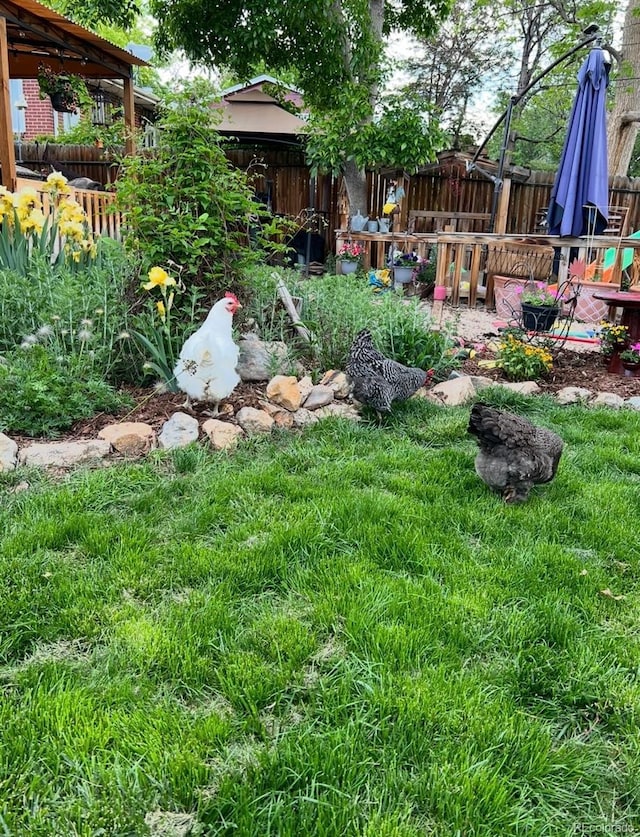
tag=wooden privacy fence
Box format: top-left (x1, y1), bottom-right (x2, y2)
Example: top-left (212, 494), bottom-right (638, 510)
top-left (14, 141), bottom-right (640, 259)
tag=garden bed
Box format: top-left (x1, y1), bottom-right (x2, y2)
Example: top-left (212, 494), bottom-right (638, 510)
top-left (462, 347), bottom-right (640, 399)
top-left (9, 347), bottom-right (639, 450)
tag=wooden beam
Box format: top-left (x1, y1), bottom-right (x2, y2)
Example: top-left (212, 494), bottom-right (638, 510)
top-left (494, 176), bottom-right (512, 235)
top-left (1, 2), bottom-right (134, 78)
top-left (8, 53), bottom-right (124, 80)
top-left (0, 17), bottom-right (16, 191)
top-left (123, 73), bottom-right (135, 156)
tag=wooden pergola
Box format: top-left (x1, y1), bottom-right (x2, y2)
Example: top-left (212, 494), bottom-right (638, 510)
top-left (0, 0), bottom-right (147, 190)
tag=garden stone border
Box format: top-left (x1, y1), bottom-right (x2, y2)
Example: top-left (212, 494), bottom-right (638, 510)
top-left (1, 373), bottom-right (639, 473)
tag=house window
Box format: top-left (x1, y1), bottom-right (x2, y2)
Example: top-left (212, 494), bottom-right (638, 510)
top-left (10, 80), bottom-right (26, 135)
top-left (62, 110), bottom-right (80, 131)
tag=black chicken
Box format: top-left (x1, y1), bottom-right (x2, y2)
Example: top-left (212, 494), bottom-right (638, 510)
top-left (468, 403), bottom-right (563, 503)
top-left (346, 329), bottom-right (433, 415)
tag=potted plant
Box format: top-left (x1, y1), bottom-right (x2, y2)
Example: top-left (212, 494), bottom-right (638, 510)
top-left (517, 281), bottom-right (561, 332)
top-left (619, 341), bottom-right (640, 374)
top-left (337, 241), bottom-right (364, 274)
top-left (37, 64), bottom-right (90, 114)
top-left (597, 322), bottom-right (629, 358)
top-left (390, 250), bottom-right (418, 286)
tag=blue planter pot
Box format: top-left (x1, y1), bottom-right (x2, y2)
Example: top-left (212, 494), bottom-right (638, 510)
top-left (393, 266), bottom-right (414, 284)
top-left (339, 261), bottom-right (358, 275)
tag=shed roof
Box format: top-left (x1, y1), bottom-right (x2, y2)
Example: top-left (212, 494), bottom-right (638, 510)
top-left (214, 89), bottom-right (307, 137)
top-left (1, 0), bottom-right (147, 79)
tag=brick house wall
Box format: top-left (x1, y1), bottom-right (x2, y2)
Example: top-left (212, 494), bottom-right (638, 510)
top-left (22, 79), bottom-right (65, 139)
top-left (16, 79), bottom-right (153, 141)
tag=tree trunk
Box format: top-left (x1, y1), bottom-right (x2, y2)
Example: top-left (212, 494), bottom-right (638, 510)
top-left (608, 0), bottom-right (640, 176)
top-left (337, 0), bottom-right (383, 217)
top-left (342, 158), bottom-right (368, 217)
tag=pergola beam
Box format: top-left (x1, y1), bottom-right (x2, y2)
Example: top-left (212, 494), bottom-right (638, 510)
top-left (0, 0), bottom-right (148, 190)
top-left (0, 16), bottom-right (16, 191)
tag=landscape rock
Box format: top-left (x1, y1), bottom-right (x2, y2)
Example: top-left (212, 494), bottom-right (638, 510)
top-left (498, 381), bottom-right (541, 395)
top-left (315, 402), bottom-right (361, 421)
top-left (303, 385), bottom-right (334, 410)
top-left (626, 396), bottom-right (640, 410)
top-left (158, 412), bottom-right (199, 450)
top-left (592, 392), bottom-right (625, 409)
top-left (298, 375), bottom-right (314, 404)
top-left (320, 370), bottom-right (351, 398)
top-left (236, 406), bottom-right (274, 434)
top-left (19, 439), bottom-right (111, 468)
top-left (292, 408), bottom-right (320, 427)
top-left (0, 432), bottom-right (18, 471)
top-left (98, 422), bottom-right (156, 455)
top-left (266, 375), bottom-right (302, 411)
top-left (272, 410), bottom-right (295, 429)
top-left (237, 336), bottom-right (292, 381)
top-left (468, 374), bottom-right (496, 391)
top-left (202, 419), bottom-right (244, 450)
top-left (427, 376), bottom-right (477, 406)
top-left (555, 386), bottom-right (593, 405)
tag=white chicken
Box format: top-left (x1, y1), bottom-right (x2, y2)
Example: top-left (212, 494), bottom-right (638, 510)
top-left (173, 292), bottom-right (242, 414)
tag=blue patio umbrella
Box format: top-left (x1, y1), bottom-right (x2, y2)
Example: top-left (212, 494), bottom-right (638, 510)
top-left (547, 45), bottom-right (610, 237)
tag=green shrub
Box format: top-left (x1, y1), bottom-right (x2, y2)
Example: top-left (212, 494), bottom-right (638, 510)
top-left (245, 267), bottom-right (458, 377)
top-left (0, 345), bottom-right (131, 437)
top-left (115, 81), bottom-right (292, 302)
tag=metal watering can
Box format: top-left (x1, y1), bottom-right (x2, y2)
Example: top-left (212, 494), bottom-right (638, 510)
top-left (350, 210), bottom-right (369, 232)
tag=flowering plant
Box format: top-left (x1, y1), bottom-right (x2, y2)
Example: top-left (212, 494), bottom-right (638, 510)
top-left (132, 265), bottom-right (183, 392)
top-left (598, 322), bottom-right (629, 357)
top-left (497, 333), bottom-right (553, 381)
top-left (0, 173), bottom-right (96, 275)
top-left (517, 281), bottom-right (560, 307)
top-left (337, 242), bottom-right (364, 262)
top-left (391, 250), bottom-right (418, 267)
top-left (37, 64), bottom-right (90, 114)
top-left (619, 342), bottom-right (640, 364)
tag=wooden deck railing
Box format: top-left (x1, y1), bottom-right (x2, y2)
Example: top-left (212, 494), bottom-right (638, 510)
top-left (16, 177), bottom-right (122, 242)
top-left (336, 227), bottom-right (640, 309)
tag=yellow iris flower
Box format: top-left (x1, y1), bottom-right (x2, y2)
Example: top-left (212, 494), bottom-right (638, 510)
top-left (45, 172), bottom-right (71, 195)
top-left (144, 266), bottom-right (176, 290)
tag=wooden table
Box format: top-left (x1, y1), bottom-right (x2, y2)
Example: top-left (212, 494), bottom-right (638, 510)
top-left (593, 290), bottom-right (640, 377)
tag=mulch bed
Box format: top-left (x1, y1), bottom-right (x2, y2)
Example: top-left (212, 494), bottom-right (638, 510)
top-left (461, 348), bottom-right (640, 400)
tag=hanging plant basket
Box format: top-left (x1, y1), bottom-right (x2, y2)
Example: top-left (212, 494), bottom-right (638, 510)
top-left (50, 91), bottom-right (76, 113)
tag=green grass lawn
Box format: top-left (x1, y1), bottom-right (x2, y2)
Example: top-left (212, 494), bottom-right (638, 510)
top-left (2, 392), bottom-right (640, 836)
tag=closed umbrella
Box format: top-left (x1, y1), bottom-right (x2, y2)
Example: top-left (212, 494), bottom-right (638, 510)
top-left (547, 45), bottom-right (610, 237)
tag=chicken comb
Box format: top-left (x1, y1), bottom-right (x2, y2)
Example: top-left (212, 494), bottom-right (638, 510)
top-left (224, 292), bottom-right (239, 304)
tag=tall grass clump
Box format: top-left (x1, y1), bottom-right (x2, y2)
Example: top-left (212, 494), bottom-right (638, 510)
top-left (246, 266), bottom-right (459, 377)
top-left (0, 237), bottom-right (139, 436)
